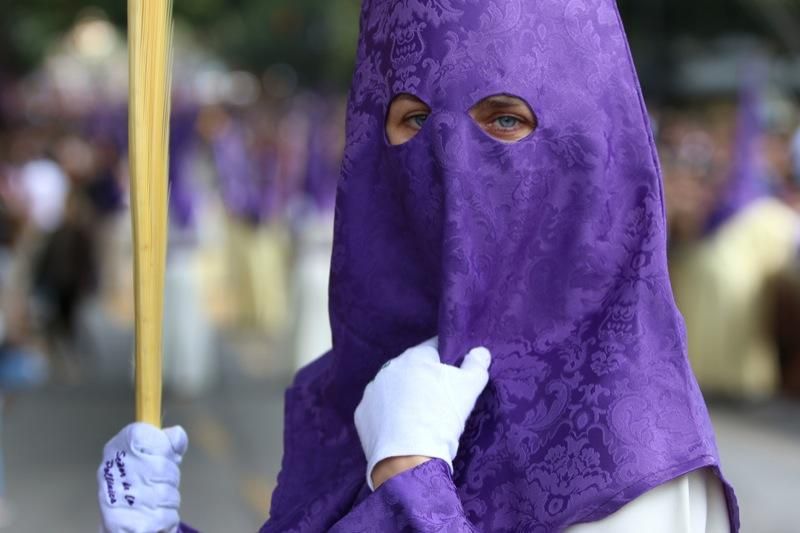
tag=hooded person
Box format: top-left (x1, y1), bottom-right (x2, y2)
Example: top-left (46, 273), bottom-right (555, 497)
top-left (669, 66), bottom-right (800, 400)
top-left (701, 65), bottom-right (771, 236)
top-left (96, 1), bottom-right (739, 531)
top-left (162, 106), bottom-right (217, 397)
top-left (212, 115), bottom-right (290, 334)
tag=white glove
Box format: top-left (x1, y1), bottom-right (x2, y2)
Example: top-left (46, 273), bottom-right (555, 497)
top-left (354, 337), bottom-right (492, 490)
top-left (97, 422), bottom-right (188, 533)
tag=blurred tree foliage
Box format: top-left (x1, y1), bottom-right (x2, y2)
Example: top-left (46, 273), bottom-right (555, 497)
top-left (2, 0), bottom-right (798, 88)
top-left (1, 0), bottom-right (361, 87)
top-left (617, 0), bottom-right (800, 100)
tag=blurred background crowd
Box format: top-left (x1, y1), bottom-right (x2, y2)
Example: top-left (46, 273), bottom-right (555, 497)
top-left (1, 0), bottom-right (800, 531)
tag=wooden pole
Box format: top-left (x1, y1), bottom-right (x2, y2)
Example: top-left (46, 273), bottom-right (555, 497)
top-left (128, 0), bottom-right (173, 427)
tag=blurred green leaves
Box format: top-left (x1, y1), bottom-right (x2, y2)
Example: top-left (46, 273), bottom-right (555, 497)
top-left (1, 0), bottom-right (361, 87)
top-left (3, 0), bottom-right (796, 88)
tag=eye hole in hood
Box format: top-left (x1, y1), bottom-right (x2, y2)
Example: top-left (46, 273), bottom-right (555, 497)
top-left (468, 94), bottom-right (538, 144)
top-left (386, 93), bottom-right (432, 146)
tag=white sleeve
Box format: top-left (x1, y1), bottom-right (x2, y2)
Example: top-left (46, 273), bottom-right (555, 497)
top-left (565, 468), bottom-right (730, 533)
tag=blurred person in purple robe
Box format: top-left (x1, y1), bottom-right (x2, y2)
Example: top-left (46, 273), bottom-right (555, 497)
top-left (211, 110), bottom-right (290, 335)
top-left (70, 109), bottom-right (135, 339)
top-left (98, 1), bottom-right (740, 531)
top-left (702, 67), bottom-right (771, 236)
top-left (792, 126), bottom-right (800, 199)
top-left (290, 95), bottom-right (344, 370)
top-left (162, 106), bottom-right (216, 397)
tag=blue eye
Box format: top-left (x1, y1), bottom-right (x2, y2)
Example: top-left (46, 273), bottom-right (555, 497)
top-left (410, 114), bottom-right (429, 128)
top-left (495, 116), bottom-right (520, 129)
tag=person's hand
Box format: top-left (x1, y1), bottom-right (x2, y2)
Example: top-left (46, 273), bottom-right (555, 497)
top-left (97, 422), bottom-right (187, 533)
top-left (370, 455), bottom-right (433, 489)
top-left (354, 338), bottom-right (491, 490)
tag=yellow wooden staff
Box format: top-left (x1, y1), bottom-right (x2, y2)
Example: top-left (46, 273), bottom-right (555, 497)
top-left (128, 0), bottom-right (173, 427)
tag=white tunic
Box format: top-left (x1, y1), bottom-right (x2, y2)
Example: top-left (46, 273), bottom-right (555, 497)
top-left (567, 468), bottom-right (731, 533)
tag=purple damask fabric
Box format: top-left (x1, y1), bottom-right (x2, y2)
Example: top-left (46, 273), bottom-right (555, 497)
top-left (263, 1), bottom-right (740, 531)
top-left (329, 459), bottom-right (478, 532)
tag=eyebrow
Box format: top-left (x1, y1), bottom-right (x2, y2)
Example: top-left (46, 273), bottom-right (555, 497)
top-left (478, 94), bottom-right (526, 107)
top-left (474, 96), bottom-right (528, 111)
top-left (393, 94), bottom-right (430, 107)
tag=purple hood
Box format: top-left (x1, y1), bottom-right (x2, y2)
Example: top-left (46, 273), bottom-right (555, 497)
top-left (265, 1), bottom-right (739, 531)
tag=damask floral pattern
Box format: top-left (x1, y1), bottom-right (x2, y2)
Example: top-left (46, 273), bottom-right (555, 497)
top-left (261, 1), bottom-right (740, 532)
top-left (329, 459), bottom-right (480, 533)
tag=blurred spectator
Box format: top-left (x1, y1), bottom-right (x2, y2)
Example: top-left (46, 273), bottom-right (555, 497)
top-left (12, 130), bottom-right (69, 234)
top-left (771, 257), bottom-right (800, 396)
top-left (0, 145), bottom-right (48, 531)
top-left (667, 76), bottom-right (800, 401)
top-left (32, 191), bottom-right (98, 368)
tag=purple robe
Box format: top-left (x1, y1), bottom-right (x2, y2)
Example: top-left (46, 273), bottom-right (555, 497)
top-left (212, 120), bottom-right (281, 225)
top-left (85, 105), bottom-right (129, 155)
top-left (82, 106), bottom-right (127, 216)
top-left (254, 1), bottom-right (740, 531)
top-left (169, 107), bottom-right (200, 230)
top-left (303, 99), bottom-right (340, 213)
